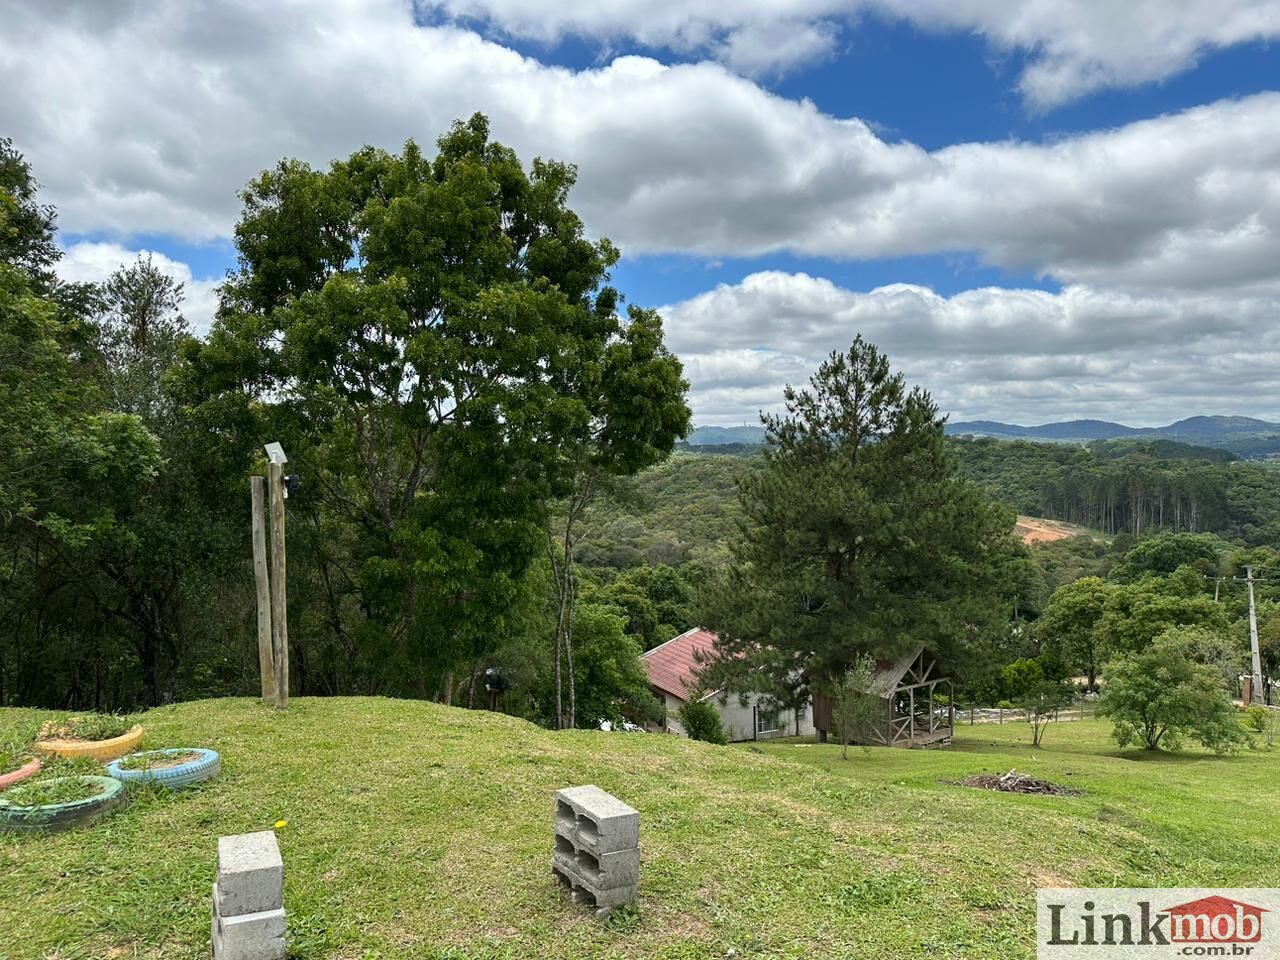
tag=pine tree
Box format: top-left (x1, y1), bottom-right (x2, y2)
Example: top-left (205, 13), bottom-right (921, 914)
top-left (701, 336), bottom-right (1018, 699)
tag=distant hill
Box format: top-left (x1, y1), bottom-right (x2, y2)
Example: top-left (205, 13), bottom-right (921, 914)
top-left (946, 419), bottom-right (1134, 442)
top-left (690, 416), bottom-right (1280, 457)
top-left (946, 415), bottom-right (1280, 458)
top-left (686, 425), bottom-right (767, 446)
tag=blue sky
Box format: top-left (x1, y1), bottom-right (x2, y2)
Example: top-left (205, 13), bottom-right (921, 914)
top-left (7, 1), bottom-right (1280, 425)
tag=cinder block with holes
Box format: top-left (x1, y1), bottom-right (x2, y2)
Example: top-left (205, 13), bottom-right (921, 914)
top-left (213, 832), bottom-right (286, 960)
top-left (553, 785), bottom-right (639, 915)
top-left (554, 785), bottom-right (640, 854)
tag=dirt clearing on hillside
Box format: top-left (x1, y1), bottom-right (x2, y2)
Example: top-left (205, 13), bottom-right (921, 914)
top-left (1015, 516), bottom-right (1093, 545)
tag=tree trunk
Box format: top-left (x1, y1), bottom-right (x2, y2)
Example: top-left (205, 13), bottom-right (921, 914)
top-left (565, 531), bottom-right (577, 730)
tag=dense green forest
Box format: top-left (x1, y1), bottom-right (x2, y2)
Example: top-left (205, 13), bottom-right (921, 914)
top-left (656, 436), bottom-right (1280, 549)
top-left (952, 437), bottom-right (1280, 543)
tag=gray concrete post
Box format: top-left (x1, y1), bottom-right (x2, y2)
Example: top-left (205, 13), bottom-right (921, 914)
top-left (212, 831), bottom-right (286, 960)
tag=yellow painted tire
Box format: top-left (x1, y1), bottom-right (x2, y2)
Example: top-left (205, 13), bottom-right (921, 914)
top-left (35, 725), bottom-right (144, 762)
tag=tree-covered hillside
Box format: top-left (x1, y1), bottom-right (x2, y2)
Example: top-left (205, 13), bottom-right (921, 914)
top-left (951, 437), bottom-right (1280, 544)
top-left (583, 435), bottom-right (1280, 570)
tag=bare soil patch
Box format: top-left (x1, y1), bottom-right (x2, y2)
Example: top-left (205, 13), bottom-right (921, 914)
top-left (1014, 516), bottom-right (1088, 546)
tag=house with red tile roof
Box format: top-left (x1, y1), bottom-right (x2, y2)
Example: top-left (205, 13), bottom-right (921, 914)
top-left (639, 627), bottom-right (816, 741)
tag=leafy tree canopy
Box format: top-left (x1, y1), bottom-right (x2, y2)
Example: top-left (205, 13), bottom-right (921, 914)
top-left (181, 114), bottom-right (684, 697)
top-left (1097, 569), bottom-right (1226, 659)
top-left (1100, 639), bottom-right (1246, 753)
top-left (1109, 533), bottom-right (1221, 583)
top-left (1036, 575), bottom-right (1108, 690)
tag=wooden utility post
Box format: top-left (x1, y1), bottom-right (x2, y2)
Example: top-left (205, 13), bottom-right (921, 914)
top-left (250, 476), bottom-right (275, 704)
top-left (268, 461), bottom-right (289, 710)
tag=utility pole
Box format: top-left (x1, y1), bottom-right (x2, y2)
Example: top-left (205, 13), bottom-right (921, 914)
top-left (250, 476), bottom-right (275, 704)
top-left (268, 459), bottom-right (289, 710)
top-left (1204, 575), bottom-right (1228, 602)
top-left (1235, 566), bottom-right (1266, 706)
top-left (259, 442), bottom-right (297, 711)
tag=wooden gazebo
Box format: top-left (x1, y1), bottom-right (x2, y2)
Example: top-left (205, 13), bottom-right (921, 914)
top-left (813, 646), bottom-right (954, 748)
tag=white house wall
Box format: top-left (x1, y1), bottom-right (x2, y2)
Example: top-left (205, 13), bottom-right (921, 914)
top-left (713, 691), bottom-right (815, 742)
top-left (655, 689), bottom-right (816, 742)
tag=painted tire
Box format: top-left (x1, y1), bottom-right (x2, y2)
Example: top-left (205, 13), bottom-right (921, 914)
top-left (0, 758), bottom-right (41, 792)
top-left (106, 748), bottom-right (221, 790)
top-left (0, 776), bottom-right (126, 833)
top-left (35, 724), bottom-right (144, 762)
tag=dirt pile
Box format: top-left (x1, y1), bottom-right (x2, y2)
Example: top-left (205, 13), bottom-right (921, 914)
top-left (956, 768), bottom-right (1081, 796)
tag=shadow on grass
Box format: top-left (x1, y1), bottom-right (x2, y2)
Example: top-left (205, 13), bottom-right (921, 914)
top-left (946, 735), bottom-right (1249, 764)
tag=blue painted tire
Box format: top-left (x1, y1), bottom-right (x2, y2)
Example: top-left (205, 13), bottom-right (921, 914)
top-left (0, 776), bottom-right (125, 833)
top-left (107, 748), bottom-right (221, 790)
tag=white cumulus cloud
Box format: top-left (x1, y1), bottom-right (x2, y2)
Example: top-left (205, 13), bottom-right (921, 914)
top-left (0, 1), bottom-right (1275, 298)
top-left (421, 0), bottom-right (1280, 105)
top-left (58, 242), bottom-right (221, 335)
top-left (660, 272), bottom-right (1280, 425)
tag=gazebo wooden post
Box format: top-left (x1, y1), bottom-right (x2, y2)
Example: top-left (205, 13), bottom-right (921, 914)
top-left (908, 687), bottom-right (915, 744)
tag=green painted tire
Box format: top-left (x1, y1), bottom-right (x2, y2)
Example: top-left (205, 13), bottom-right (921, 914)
top-left (0, 776), bottom-right (126, 833)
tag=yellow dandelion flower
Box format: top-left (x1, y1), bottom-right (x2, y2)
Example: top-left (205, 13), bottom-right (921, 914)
top-left (273, 819), bottom-right (288, 830)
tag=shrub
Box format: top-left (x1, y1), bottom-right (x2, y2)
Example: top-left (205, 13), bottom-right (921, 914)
top-left (1100, 641), bottom-right (1247, 753)
top-left (1246, 706), bottom-right (1269, 733)
top-left (677, 698), bottom-right (727, 745)
top-left (1000, 658), bottom-right (1044, 702)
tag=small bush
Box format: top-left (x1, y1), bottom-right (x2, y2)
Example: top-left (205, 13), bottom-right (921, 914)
top-left (677, 698), bottom-right (727, 745)
top-left (1246, 706), bottom-right (1270, 733)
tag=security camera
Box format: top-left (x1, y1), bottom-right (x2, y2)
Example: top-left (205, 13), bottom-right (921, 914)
top-left (283, 474), bottom-right (301, 498)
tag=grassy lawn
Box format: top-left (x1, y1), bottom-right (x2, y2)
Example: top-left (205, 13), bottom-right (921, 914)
top-left (1, 698), bottom-right (1274, 959)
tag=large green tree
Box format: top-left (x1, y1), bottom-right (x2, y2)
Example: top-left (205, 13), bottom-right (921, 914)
top-left (1036, 575), bottom-right (1109, 691)
top-left (701, 336), bottom-right (1019, 699)
top-left (1109, 533), bottom-right (1221, 583)
top-left (183, 114), bottom-right (685, 700)
top-left (1097, 568), bottom-right (1226, 659)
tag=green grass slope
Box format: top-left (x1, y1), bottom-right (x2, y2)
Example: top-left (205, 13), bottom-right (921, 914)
top-left (1, 699), bottom-right (1276, 959)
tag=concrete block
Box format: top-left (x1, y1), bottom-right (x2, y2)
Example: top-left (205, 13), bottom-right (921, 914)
top-left (213, 902), bottom-right (286, 960)
top-left (552, 859), bottom-right (636, 910)
top-left (553, 846), bottom-right (641, 890)
top-left (216, 831), bottom-right (284, 916)
top-left (555, 785), bottom-right (639, 854)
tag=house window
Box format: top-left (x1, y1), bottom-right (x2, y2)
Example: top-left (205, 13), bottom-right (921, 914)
top-left (756, 709), bottom-right (781, 735)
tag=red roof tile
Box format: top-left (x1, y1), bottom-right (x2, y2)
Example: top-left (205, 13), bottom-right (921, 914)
top-left (640, 628), bottom-right (719, 701)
